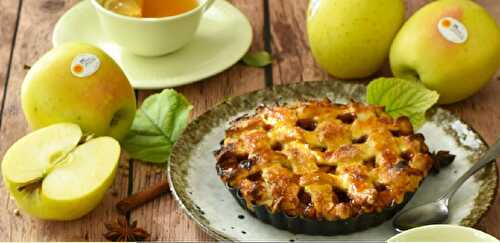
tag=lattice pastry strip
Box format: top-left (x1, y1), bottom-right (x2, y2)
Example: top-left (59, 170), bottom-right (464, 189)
top-left (215, 100), bottom-right (434, 220)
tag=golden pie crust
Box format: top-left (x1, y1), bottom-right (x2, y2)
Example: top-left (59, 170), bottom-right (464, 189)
top-left (215, 100), bottom-right (433, 221)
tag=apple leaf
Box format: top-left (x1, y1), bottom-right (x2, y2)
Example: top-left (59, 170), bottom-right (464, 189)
top-left (405, 112), bottom-right (427, 129)
top-left (367, 78), bottom-right (439, 128)
top-left (121, 89), bottom-right (193, 163)
top-left (241, 51), bottom-right (272, 67)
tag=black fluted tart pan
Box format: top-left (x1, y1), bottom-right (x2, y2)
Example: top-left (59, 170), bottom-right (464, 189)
top-left (226, 185), bottom-right (414, 235)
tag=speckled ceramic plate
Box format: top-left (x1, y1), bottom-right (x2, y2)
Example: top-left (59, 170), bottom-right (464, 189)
top-left (168, 80), bottom-right (498, 241)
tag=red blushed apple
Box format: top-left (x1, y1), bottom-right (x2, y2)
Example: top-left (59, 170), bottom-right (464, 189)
top-left (390, 0), bottom-right (500, 104)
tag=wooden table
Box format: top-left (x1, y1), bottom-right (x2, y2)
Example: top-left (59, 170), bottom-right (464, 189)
top-left (0, 0), bottom-right (498, 241)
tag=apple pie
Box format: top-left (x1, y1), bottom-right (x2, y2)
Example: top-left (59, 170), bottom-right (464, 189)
top-left (214, 100), bottom-right (435, 234)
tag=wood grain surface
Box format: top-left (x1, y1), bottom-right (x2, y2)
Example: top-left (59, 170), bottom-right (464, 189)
top-left (0, 0), bottom-right (19, 113)
top-left (0, 0), bottom-right (498, 241)
top-left (0, 0), bottom-right (130, 240)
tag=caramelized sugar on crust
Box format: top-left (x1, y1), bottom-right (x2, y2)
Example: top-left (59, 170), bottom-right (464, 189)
top-left (215, 100), bottom-right (433, 221)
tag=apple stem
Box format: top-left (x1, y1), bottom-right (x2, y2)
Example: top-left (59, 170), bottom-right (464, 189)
top-left (79, 134), bottom-right (95, 144)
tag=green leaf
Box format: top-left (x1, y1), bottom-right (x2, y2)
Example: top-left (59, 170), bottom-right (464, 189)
top-left (367, 78), bottom-right (439, 128)
top-left (241, 51), bottom-right (272, 67)
top-left (121, 89), bottom-right (193, 163)
top-left (407, 112), bottom-right (427, 129)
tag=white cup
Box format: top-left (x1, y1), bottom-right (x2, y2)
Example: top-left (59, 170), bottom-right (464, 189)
top-left (388, 225), bottom-right (499, 242)
top-left (91, 0), bottom-right (216, 56)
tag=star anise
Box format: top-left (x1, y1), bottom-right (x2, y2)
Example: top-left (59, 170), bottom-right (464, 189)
top-left (104, 217), bottom-right (150, 242)
top-left (431, 150), bottom-right (456, 174)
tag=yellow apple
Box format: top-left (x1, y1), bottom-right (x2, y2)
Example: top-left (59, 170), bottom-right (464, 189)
top-left (307, 0), bottom-right (405, 79)
top-left (390, 0), bottom-right (500, 104)
top-left (21, 43), bottom-right (136, 140)
top-left (2, 123), bottom-right (120, 220)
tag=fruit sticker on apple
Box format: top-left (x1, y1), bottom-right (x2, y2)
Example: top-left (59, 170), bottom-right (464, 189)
top-left (1, 123), bottom-right (120, 220)
top-left (70, 54), bottom-right (101, 78)
top-left (438, 17), bottom-right (468, 44)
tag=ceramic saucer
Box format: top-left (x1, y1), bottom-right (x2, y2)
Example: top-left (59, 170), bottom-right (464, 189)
top-left (53, 0), bottom-right (253, 89)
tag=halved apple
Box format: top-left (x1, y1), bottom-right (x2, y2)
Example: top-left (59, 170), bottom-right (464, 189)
top-left (1, 123), bottom-right (120, 220)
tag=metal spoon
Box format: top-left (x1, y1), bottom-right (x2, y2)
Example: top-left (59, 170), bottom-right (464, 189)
top-left (393, 138), bottom-right (500, 232)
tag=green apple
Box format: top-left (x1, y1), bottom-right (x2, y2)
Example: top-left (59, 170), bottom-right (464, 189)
top-left (21, 42), bottom-right (136, 140)
top-left (390, 0), bottom-right (500, 104)
top-left (2, 123), bottom-right (120, 220)
top-left (307, 0), bottom-right (405, 79)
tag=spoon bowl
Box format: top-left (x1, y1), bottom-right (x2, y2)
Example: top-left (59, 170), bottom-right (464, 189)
top-left (392, 138), bottom-right (500, 231)
top-left (393, 200), bottom-right (449, 232)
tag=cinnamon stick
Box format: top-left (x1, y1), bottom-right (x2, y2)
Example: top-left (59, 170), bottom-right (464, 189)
top-left (116, 180), bottom-right (170, 215)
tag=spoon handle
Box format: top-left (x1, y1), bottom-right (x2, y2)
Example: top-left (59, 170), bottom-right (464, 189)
top-left (440, 138), bottom-right (500, 203)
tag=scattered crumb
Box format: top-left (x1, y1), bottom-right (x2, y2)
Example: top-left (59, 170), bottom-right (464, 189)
top-left (238, 214), bottom-right (245, 219)
top-left (241, 230), bottom-right (247, 234)
top-left (13, 209), bottom-right (20, 217)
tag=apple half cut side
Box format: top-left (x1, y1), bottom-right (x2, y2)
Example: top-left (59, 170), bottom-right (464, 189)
top-left (1, 123), bottom-right (120, 220)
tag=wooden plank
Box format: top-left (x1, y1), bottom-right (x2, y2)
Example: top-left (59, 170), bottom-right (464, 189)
top-left (0, 0), bottom-right (22, 237)
top-left (128, 0), bottom-right (266, 240)
top-left (0, 0), bottom-right (130, 240)
top-left (268, 0), bottom-right (328, 85)
top-left (0, 0), bottom-right (21, 125)
top-left (269, 0), bottom-right (500, 239)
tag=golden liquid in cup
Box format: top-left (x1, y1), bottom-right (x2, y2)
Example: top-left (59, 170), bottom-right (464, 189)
top-left (101, 0), bottom-right (199, 18)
